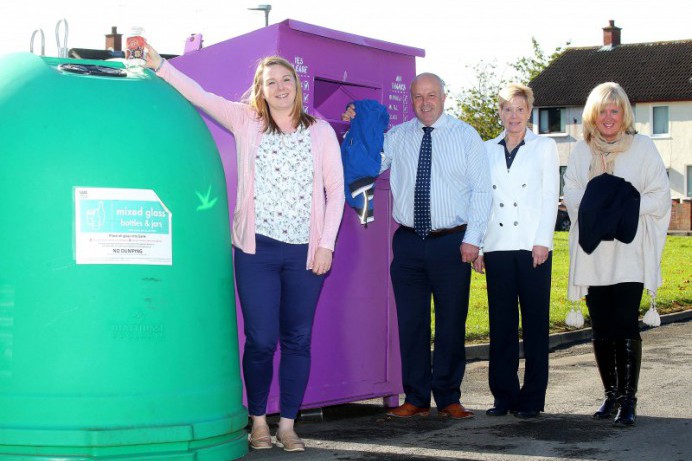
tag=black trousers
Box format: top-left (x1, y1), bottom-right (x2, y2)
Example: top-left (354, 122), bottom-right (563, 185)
top-left (484, 250), bottom-right (551, 412)
top-left (586, 282), bottom-right (643, 341)
top-left (390, 227), bottom-right (470, 408)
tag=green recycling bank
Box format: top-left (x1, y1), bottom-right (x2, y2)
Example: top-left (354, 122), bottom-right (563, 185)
top-left (0, 53), bottom-right (248, 460)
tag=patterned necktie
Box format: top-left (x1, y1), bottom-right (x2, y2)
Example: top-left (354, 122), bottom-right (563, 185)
top-left (414, 126), bottom-right (434, 238)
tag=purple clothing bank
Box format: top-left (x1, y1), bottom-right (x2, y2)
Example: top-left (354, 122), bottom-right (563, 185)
top-left (171, 19), bottom-right (424, 414)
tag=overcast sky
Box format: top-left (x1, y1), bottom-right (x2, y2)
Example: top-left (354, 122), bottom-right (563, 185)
top-left (1, 0), bottom-right (689, 93)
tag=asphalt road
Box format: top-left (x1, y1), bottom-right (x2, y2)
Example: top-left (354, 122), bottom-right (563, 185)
top-left (241, 318), bottom-right (692, 461)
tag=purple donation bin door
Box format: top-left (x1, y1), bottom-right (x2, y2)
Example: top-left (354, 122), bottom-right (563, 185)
top-left (171, 19), bottom-right (424, 413)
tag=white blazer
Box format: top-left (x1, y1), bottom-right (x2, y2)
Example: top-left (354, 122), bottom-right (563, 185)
top-left (481, 129), bottom-right (560, 253)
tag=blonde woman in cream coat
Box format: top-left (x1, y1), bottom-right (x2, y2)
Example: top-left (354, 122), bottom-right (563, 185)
top-left (563, 82), bottom-right (670, 427)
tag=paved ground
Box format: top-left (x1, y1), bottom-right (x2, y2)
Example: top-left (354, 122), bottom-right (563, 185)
top-left (240, 318), bottom-right (692, 461)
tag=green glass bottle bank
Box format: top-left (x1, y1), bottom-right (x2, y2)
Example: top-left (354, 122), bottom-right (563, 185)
top-left (0, 53), bottom-right (247, 460)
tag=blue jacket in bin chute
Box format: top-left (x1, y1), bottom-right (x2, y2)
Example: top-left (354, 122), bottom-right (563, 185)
top-left (341, 99), bottom-right (389, 225)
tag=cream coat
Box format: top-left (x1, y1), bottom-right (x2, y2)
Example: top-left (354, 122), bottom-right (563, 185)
top-left (563, 135), bottom-right (671, 300)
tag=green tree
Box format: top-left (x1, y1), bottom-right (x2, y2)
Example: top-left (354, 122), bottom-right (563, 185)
top-left (452, 37), bottom-right (569, 138)
top-left (511, 37), bottom-right (570, 84)
top-left (452, 61), bottom-right (504, 140)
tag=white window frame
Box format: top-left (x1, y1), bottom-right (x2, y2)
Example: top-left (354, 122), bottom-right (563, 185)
top-left (686, 165), bottom-right (692, 198)
top-left (651, 105), bottom-right (670, 139)
top-left (537, 107), bottom-right (567, 136)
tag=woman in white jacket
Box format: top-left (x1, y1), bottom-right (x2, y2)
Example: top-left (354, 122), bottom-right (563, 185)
top-left (473, 83), bottom-right (559, 419)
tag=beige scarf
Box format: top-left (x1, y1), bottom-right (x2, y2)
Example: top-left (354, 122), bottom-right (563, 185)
top-left (588, 132), bottom-right (634, 179)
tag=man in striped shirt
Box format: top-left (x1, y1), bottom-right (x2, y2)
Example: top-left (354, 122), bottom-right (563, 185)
top-left (346, 73), bottom-right (492, 419)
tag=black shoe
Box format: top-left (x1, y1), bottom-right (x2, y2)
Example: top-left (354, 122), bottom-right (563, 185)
top-left (592, 339), bottom-right (619, 419)
top-left (486, 407), bottom-right (509, 416)
top-left (613, 397), bottom-right (637, 427)
top-left (514, 410), bottom-right (540, 419)
top-left (593, 394), bottom-right (619, 419)
top-left (612, 339), bottom-right (642, 428)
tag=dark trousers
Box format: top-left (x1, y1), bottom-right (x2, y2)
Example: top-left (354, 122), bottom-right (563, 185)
top-left (390, 227), bottom-right (471, 408)
top-left (586, 283), bottom-right (643, 341)
top-left (484, 250), bottom-right (551, 412)
top-left (234, 234), bottom-right (325, 419)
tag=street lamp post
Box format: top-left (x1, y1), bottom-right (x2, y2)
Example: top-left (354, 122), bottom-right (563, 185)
top-left (248, 4), bottom-right (272, 27)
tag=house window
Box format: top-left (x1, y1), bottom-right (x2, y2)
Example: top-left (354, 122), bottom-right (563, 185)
top-left (559, 166), bottom-right (567, 196)
top-left (652, 106), bottom-right (669, 136)
top-left (539, 108), bottom-right (566, 134)
top-left (687, 165), bottom-right (692, 197)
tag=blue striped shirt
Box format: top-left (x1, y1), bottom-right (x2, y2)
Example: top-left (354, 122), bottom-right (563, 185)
top-left (381, 114), bottom-right (492, 246)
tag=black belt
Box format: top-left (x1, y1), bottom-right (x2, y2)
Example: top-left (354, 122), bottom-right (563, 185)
top-left (399, 224), bottom-right (467, 238)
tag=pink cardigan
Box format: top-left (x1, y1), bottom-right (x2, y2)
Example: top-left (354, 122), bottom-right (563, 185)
top-left (157, 61), bottom-right (345, 269)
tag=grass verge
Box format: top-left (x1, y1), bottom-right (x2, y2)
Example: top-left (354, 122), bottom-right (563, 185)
top-left (433, 233), bottom-right (692, 343)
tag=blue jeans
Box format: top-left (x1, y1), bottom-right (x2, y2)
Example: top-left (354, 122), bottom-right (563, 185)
top-left (234, 234), bottom-right (325, 419)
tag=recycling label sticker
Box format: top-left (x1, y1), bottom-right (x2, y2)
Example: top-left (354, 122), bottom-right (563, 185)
top-left (75, 187), bottom-right (172, 265)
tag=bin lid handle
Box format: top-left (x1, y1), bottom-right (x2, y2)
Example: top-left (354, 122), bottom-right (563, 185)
top-left (30, 29), bottom-right (45, 56)
top-left (55, 18), bottom-right (68, 58)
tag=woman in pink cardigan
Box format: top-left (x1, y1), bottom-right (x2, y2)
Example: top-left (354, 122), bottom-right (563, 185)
top-left (146, 46), bottom-right (345, 452)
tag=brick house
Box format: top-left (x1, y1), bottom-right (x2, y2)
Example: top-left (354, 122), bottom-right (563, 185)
top-left (529, 20), bottom-right (692, 231)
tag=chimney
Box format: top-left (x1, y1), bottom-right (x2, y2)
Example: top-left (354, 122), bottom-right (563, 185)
top-left (603, 20), bottom-right (621, 47)
top-left (105, 26), bottom-right (122, 51)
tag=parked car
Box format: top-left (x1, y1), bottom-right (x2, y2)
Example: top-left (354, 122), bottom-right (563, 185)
top-left (555, 201), bottom-right (571, 231)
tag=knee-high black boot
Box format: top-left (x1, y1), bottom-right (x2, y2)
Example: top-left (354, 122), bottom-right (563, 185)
top-left (613, 339), bottom-right (642, 427)
top-left (592, 339), bottom-right (618, 419)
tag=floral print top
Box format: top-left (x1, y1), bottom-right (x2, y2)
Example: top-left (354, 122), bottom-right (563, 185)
top-left (254, 127), bottom-right (314, 244)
